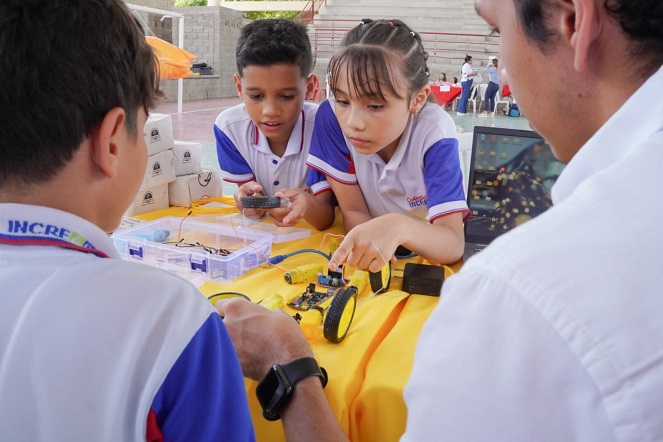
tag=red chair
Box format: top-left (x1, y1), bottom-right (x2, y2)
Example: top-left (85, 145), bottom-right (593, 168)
top-left (311, 87), bottom-right (327, 102)
top-left (307, 75), bottom-right (327, 102)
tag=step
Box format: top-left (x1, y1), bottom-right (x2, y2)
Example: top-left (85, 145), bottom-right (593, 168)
top-left (320, 5), bottom-right (468, 19)
top-left (314, 16), bottom-right (484, 34)
top-left (311, 0), bottom-right (495, 63)
top-left (325, 0), bottom-right (473, 6)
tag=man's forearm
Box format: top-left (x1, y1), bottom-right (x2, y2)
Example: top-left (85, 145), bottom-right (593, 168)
top-left (282, 378), bottom-right (348, 442)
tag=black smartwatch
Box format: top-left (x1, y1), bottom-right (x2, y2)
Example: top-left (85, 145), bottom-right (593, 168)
top-left (256, 357), bottom-right (328, 421)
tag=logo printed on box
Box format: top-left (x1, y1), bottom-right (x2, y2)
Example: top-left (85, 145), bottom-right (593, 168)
top-left (183, 150), bottom-right (192, 163)
top-left (151, 161), bottom-right (163, 177)
top-left (141, 191), bottom-right (154, 206)
top-left (198, 172), bottom-right (213, 187)
top-left (150, 128), bottom-right (161, 143)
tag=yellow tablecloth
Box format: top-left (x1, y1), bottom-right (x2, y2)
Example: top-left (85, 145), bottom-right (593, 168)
top-left (136, 200), bottom-right (459, 441)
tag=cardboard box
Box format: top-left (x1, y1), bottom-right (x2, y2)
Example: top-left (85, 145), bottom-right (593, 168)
top-left (142, 149), bottom-right (177, 189)
top-left (143, 113), bottom-right (174, 156)
top-left (168, 170), bottom-right (223, 207)
top-left (172, 140), bottom-right (203, 176)
top-left (125, 184), bottom-right (169, 217)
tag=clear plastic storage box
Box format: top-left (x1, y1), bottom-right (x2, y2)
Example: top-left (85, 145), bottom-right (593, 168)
top-left (196, 214), bottom-right (311, 243)
top-left (111, 217), bottom-right (272, 285)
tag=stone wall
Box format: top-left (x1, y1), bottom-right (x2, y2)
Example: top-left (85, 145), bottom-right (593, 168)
top-left (126, 1), bottom-right (488, 102)
top-left (130, 0), bottom-right (172, 10)
top-left (159, 6), bottom-right (244, 102)
top-left (160, 75), bottom-right (224, 101)
top-left (127, 0), bottom-right (174, 43)
top-left (123, 1), bottom-right (243, 102)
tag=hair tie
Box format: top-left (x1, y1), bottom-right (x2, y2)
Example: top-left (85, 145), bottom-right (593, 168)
top-left (360, 20), bottom-right (365, 25)
top-left (388, 21), bottom-right (393, 27)
top-left (410, 31), bottom-right (415, 37)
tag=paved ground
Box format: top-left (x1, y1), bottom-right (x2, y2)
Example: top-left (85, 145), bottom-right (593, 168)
top-left (154, 96), bottom-right (532, 144)
top-left (153, 96), bottom-right (532, 194)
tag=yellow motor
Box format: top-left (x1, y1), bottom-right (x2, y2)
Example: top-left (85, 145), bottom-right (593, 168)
top-left (259, 293), bottom-right (284, 311)
top-left (284, 263), bottom-right (323, 284)
top-left (299, 309), bottom-right (323, 340)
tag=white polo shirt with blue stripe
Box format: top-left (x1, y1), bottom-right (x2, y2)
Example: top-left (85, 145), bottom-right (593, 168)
top-left (214, 101), bottom-right (329, 196)
top-left (0, 204), bottom-right (255, 441)
top-left (307, 99), bottom-right (469, 222)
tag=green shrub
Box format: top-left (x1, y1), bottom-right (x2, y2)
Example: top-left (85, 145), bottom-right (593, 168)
top-left (245, 11), bottom-right (299, 20)
top-left (173, 1), bottom-right (301, 19)
top-left (175, 0), bottom-right (207, 6)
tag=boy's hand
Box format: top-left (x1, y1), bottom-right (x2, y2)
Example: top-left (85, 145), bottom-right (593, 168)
top-left (234, 181), bottom-right (266, 219)
top-left (215, 298), bottom-right (313, 380)
top-left (270, 188), bottom-right (310, 227)
top-left (329, 214), bottom-right (400, 272)
top-left (265, 206), bottom-right (292, 226)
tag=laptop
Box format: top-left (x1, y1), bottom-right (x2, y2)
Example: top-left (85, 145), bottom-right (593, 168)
top-left (463, 126), bottom-right (565, 262)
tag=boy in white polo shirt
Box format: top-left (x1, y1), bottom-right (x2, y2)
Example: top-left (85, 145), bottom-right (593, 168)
top-left (0, 0), bottom-right (254, 439)
top-left (214, 19), bottom-right (335, 230)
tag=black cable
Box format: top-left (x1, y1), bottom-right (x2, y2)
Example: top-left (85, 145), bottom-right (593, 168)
top-left (207, 292), bottom-right (251, 302)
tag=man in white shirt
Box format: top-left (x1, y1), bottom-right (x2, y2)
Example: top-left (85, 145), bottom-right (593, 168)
top-left (401, 0), bottom-right (663, 439)
top-left (216, 0), bottom-right (663, 440)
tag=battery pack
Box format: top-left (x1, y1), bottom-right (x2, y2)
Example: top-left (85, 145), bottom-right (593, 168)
top-left (401, 263), bottom-right (445, 296)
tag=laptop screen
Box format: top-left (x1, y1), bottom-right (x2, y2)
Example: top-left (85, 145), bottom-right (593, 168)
top-left (464, 126), bottom-right (565, 248)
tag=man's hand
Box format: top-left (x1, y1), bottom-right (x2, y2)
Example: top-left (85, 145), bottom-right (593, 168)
top-left (215, 298), bottom-right (314, 380)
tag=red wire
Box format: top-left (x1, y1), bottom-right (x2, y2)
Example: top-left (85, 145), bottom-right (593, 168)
top-left (177, 211), bottom-right (193, 243)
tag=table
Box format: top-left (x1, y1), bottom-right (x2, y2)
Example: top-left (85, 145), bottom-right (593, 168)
top-left (136, 201), bottom-right (461, 441)
top-left (430, 84), bottom-right (462, 106)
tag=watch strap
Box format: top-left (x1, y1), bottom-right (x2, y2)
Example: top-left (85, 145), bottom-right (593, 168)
top-left (258, 357), bottom-right (328, 421)
top-left (281, 357), bottom-right (328, 389)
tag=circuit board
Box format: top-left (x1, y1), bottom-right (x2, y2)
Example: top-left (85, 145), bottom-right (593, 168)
top-left (288, 283), bottom-right (335, 311)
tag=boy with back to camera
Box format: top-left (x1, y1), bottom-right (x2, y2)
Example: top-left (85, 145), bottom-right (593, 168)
top-left (0, 0), bottom-right (257, 439)
top-left (214, 19), bottom-right (336, 230)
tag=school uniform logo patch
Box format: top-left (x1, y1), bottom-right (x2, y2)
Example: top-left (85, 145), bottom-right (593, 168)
top-left (407, 195), bottom-right (427, 208)
top-left (5, 220), bottom-right (94, 248)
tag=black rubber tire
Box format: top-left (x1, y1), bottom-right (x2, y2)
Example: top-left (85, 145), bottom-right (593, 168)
top-left (369, 261), bottom-right (391, 292)
top-left (323, 287), bottom-right (357, 343)
top-left (241, 196), bottom-right (281, 209)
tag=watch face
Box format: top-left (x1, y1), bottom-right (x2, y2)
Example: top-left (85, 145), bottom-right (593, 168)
top-left (256, 365), bottom-right (293, 421)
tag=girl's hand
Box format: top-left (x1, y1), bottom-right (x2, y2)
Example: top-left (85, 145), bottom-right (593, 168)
top-left (234, 181), bottom-right (265, 219)
top-left (329, 214), bottom-right (401, 273)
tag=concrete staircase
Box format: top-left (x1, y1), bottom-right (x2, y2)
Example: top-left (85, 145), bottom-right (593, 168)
top-left (308, 0), bottom-right (496, 80)
top-left (317, 0), bottom-right (488, 33)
